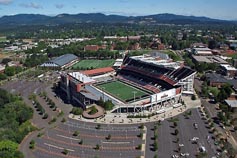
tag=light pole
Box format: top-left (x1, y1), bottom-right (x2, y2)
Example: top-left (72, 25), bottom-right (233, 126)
top-left (132, 91), bottom-right (137, 102)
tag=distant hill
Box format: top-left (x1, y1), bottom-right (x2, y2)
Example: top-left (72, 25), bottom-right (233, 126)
top-left (0, 13), bottom-right (231, 26)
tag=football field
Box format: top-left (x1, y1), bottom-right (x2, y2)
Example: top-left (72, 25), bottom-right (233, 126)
top-left (97, 81), bottom-right (148, 102)
top-left (72, 59), bottom-right (115, 70)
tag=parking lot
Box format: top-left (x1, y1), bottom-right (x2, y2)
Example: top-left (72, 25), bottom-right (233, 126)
top-left (33, 119), bottom-right (144, 158)
top-left (0, 78), bottom-right (223, 158)
top-left (145, 108), bottom-right (220, 158)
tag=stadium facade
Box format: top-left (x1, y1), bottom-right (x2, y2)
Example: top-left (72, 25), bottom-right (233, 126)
top-left (60, 53), bottom-right (196, 113)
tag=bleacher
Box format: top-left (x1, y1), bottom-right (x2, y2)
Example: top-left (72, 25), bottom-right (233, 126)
top-left (118, 68), bottom-right (173, 91)
top-left (117, 74), bottom-right (160, 94)
top-left (121, 57), bottom-right (195, 86)
top-left (167, 67), bottom-right (196, 81)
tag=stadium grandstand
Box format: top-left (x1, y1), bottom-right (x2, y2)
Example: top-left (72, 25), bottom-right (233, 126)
top-left (60, 52), bottom-right (196, 113)
top-left (40, 54), bottom-right (78, 69)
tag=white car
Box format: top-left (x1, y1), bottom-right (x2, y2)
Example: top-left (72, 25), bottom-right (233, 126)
top-left (172, 155), bottom-right (179, 158)
top-left (180, 153), bottom-right (189, 157)
top-left (191, 137), bottom-right (199, 141)
top-left (179, 144), bottom-right (184, 147)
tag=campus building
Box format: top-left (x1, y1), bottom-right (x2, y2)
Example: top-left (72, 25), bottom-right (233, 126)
top-left (40, 54), bottom-right (78, 69)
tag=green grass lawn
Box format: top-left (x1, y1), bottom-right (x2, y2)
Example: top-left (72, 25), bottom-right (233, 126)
top-left (162, 50), bottom-right (182, 61)
top-left (0, 36), bottom-right (7, 42)
top-left (97, 81), bottom-right (148, 102)
top-left (72, 59), bottom-right (115, 70)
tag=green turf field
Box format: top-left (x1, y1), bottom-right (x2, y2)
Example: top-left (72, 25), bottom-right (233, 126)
top-left (72, 59), bottom-right (115, 70)
top-left (97, 81), bottom-right (148, 102)
top-left (0, 37), bottom-right (7, 42)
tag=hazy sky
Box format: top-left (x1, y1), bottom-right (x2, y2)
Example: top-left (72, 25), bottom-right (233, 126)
top-left (0, 0), bottom-right (236, 20)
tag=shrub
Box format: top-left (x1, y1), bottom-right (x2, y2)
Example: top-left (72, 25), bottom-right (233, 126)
top-left (95, 144), bottom-right (100, 150)
top-left (71, 107), bottom-right (83, 115)
top-left (42, 113), bottom-right (48, 119)
top-left (73, 131), bottom-right (79, 137)
top-left (191, 94), bottom-right (196, 100)
top-left (62, 149), bottom-right (69, 155)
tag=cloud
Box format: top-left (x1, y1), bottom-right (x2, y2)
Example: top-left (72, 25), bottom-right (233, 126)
top-left (0, 0), bottom-right (12, 5)
top-left (19, 2), bottom-right (42, 9)
top-left (55, 4), bottom-right (64, 9)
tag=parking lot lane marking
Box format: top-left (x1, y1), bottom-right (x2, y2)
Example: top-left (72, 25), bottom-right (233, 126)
top-left (35, 146), bottom-right (78, 158)
top-left (57, 134), bottom-right (80, 141)
top-left (44, 143), bottom-right (75, 152)
top-left (102, 141), bottom-right (130, 144)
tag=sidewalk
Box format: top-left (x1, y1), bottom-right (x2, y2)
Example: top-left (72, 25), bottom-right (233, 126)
top-left (69, 96), bottom-right (201, 125)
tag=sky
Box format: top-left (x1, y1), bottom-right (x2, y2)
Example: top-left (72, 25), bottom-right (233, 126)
top-left (0, 0), bottom-right (236, 20)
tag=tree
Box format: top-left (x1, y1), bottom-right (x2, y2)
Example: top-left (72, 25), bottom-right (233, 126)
top-left (42, 113), bottom-right (48, 119)
top-left (174, 129), bottom-right (179, 135)
top-left (1, 58), bottom-right (12, 64)
top-left (154, 141), bottom-right (158, 151)
top-left (73, 131), bottom-right (80, 137)
top-left (208, 40), bottom-right (218, 49)
top-left (4, 66), bottom-right (15, 76)
top-left (0, 73), bottom-right (7, 80)
top-left (71, 107), bottom-right (83, 115)
top-left (62, 149), bottom-right (69, 155)
top-left (106, 134), bottom-right (111, 140)
top-left (95, 144), bottom-right (100, 150)
top-left (191, 94), bottom-right (196, 100)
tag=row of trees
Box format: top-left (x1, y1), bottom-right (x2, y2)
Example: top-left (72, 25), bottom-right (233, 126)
top-left (98, 98), bottom-right (115, 111)
top-left (0, 66), bottom-right (24, 81)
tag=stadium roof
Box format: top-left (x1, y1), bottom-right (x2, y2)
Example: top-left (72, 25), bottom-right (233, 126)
top-left (82, 67), bottom-right (114, 76)
top-left (50, 54), bottom-right (78, 67)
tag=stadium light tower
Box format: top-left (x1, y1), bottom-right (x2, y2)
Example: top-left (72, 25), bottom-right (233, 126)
top-left (132, 91), bottom-right (137, 102)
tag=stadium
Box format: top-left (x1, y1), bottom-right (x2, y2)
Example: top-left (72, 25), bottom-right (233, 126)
top-left (60, 52), bottom-right (196, 114)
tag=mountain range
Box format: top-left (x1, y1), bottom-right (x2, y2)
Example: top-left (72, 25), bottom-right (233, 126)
top-left (0, 13), bottom-right (233, 26)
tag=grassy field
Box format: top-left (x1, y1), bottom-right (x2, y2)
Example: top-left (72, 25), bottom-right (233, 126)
top-left (97, 81), bottom-right (148, 102)
top-left (0, 36), bottom-right (7, 42)
top-left (72, 59), bottom-right (115, 70)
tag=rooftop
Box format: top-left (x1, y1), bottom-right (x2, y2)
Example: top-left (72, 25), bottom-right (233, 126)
top-left (225, 100), bottom-right (237, 108)
top-left (206, 73), bottom-right (237, 90)
top-left (69, 72), bottom-right (95, 84)
top-left (220, 64), bottom-right (237, 71)
top-left (82, 67), bottom-right (114, 76)
top-left (192, 55), bottom-right (228, 64)
top-left (50, 54), bottom-right (78, 67)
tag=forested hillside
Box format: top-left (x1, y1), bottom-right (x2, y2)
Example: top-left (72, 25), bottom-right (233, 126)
top-left (0, 89), bottom-right (34, 158)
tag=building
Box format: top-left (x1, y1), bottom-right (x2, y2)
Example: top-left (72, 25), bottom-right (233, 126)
top-left (192, 47), bottom-right (213, 56)
top-left (192, 55), bottom-right (228, 64)
top-left (82, 67), bottom-right (115, 77)
top-left (84, 45), bottom-right (107, 51)
top-left (40, 54), bottom-right (78, 69)
top-left (0, 64), bottom-right (5, 73)
top-left (225, 100), bottom-right (237, 110)
top-left (206, 73), bottom-right (237, 91)
top-left (220, 64), bottom-right (237, 77)
top-left (60, 72), bottom-right (97, 109)
top-left (113, 59), bottom-right (123, 69)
